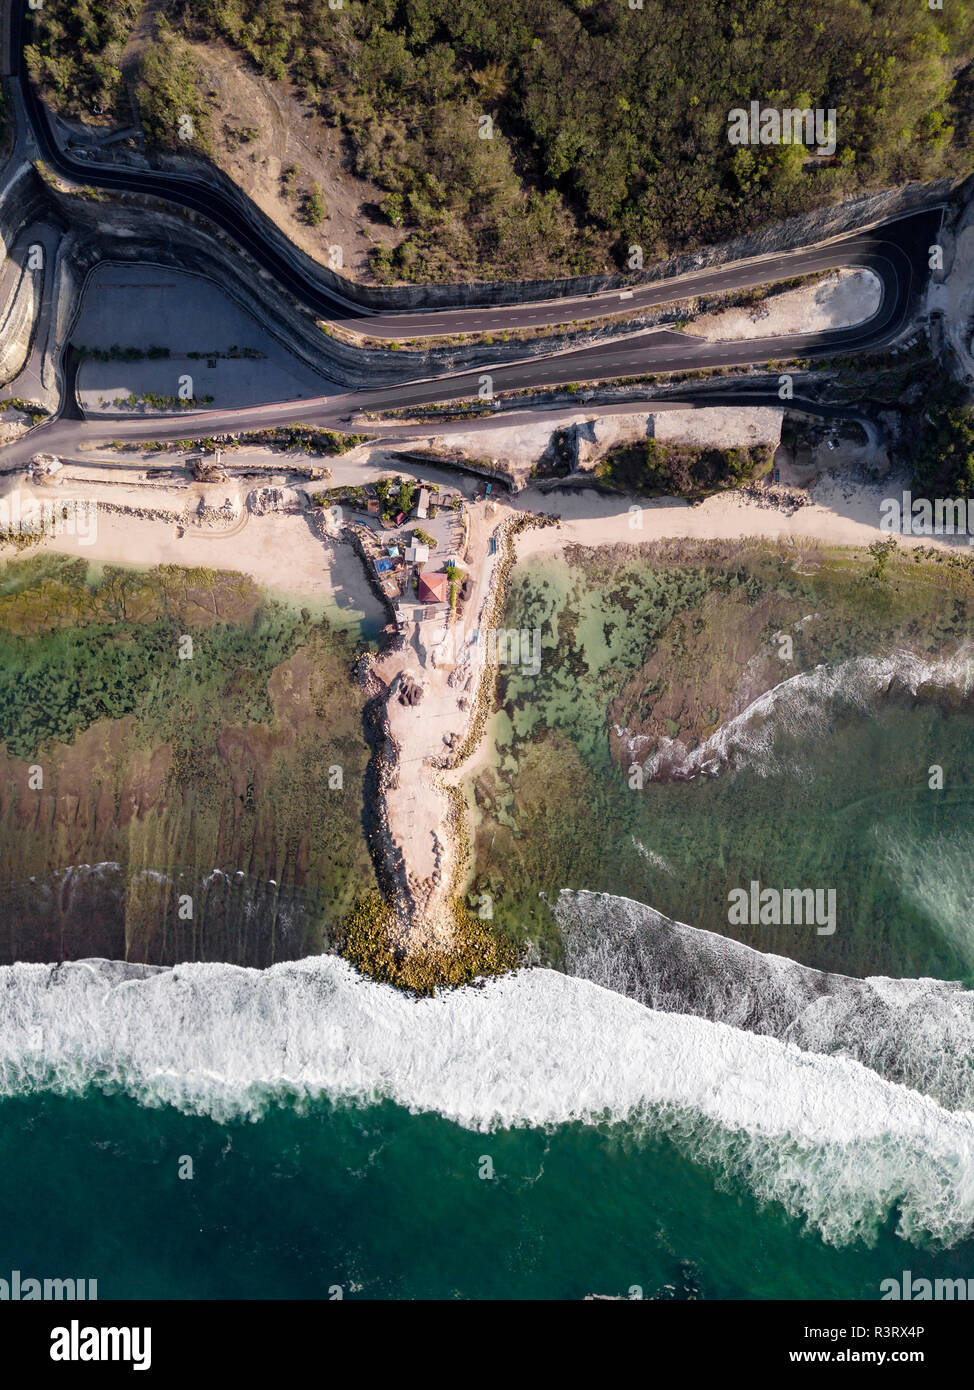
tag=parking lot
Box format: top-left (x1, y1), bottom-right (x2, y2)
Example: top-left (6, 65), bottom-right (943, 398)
top-left (74, 264), bottom-right (334, 413)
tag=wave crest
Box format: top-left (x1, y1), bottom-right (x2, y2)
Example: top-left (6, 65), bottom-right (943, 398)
top-left (3, 953), bottom-right (974, 1248)
top-left (556, 887), bottom-right (974, 1111)
top-left (633, 647), bottom-right (974, 781)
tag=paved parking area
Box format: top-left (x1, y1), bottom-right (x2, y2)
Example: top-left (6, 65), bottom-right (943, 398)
top-left (74, 263), bottom-right (335, 413)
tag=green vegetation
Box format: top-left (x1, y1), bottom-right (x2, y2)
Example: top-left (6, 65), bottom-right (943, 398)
top-left (28, 1), bottom-right (974, 279)
top-left (594, 438), bottom-right (774, 497)
top-left (109, 392), bottom-right (215, 409)
top-left (912, 379), bottom-right (974, 499)
top-left (234, 425), bottom-right (367, 455)
top-left (136, 17), bottom-right (213, 151)
top-left (223, 121), bottom-right (260, 150)
top-left (25, 0), bottom-right (144, 122)
top-left (1, 398), bottom-right (49, 426)
top-left (413, 527), bottom-right (435, 548)
top-left (0, 557), bottom-right (376, 964)
top-left (381, 191), bottom-right (404, 227)
top-left (121, 427), bottom-right (366, 456)
top-left (336, 893), bottom-right (518, 994)
top-left (160, 0), bottom-right (974, 279)
top-left (0, 559), bottom-right (297, 757)
top-left (101, 423), bottom-right (357, 458)
top-left (867, 536), bottom-right (898, 580)
top-left (374, 475), bottom-right (404, 522)
top-left (79, 345), bottom-right (172, 361)
top-left (304, 182), bottom-right (327, 225)
top-left (532, 426), bottom-right (575, 479)
top-left (311, 484), bottom-right (368, 508)
top-left (82, 345), bottom-right (264, 363)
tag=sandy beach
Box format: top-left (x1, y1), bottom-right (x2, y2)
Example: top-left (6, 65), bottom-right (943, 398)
top-left (511, 474), bottom-right (966, 561)
top-left (5, 479), bottom-right (387, 631)
top-left (7, 465), bottom-right (960, 610)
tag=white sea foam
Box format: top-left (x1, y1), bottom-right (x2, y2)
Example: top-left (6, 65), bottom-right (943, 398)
top-left (639, 647), bottom-right (974, 781)
top-left (556, 888), bottom-right (974, 1112)
top-left (2, 954), bottom-right (974, 1247)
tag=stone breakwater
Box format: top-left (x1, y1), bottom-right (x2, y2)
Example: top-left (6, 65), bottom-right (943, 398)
top-left (97, 501), bottom-right (181, 523)
top-left (440, 512), bottom-right (560, 775)
top-left (354, 509), bottom-right (560, 954)
top-left (737, 481), bottom-right (808, 514)
top-left (361, 686), bottom-right (413, 925)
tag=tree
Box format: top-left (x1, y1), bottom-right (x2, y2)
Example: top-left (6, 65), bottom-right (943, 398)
top-left (913, 381), bottom-right (974, 499)
top-left (305, 183), bottom-right (326, 226)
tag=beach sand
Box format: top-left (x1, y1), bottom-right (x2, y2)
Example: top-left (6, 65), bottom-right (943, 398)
top-left (511, 475), bottom-right (964, 561)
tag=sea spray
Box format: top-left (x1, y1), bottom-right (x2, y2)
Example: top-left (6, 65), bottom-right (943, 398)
top-left (633, 646), bottom-right (974, 782)
top-left (556, 888), bottom-right (974, 1111)
top-left (2, 955), bottom-right (974, 1247)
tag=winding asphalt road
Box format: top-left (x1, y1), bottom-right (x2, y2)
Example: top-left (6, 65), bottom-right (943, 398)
top-left (0, 0), bottom-right (945, 462)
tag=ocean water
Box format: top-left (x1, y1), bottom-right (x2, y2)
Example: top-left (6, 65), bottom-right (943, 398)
top-left (2, 955), bottom-right (974, 1299)
top-left (471, 554), bottom-right (974, 981)
top-left (4, 1089), bottom-right (974, 1302)
top-left (3, 552), bottom-right (974, 1301)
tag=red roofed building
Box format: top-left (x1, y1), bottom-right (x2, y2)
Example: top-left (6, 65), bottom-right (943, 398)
top-left (417, 572), bottom-right (448, 604)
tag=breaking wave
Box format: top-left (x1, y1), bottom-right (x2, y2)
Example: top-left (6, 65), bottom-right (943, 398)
top-left (634, 646), bottom-right (974, 781)
top-left (2, 953), bottom-right (974, 1248)
top-left (556, 888), bottom-right (974, 1111)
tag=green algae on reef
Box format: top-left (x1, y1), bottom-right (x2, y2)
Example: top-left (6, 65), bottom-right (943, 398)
top-left (0, 557), bottom-right (377, 965)
top-left (464, 539), bottom-right (974, 980)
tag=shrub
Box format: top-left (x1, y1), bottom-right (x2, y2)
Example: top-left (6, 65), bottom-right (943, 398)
top-left (304, 183), bottom-right (326, 226)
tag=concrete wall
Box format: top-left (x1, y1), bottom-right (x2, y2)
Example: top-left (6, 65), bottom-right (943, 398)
top-left (0, 259), bottom-right (35, 383)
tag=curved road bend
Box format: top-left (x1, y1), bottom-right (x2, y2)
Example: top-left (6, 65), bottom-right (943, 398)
top-left (0, 3), bottom-right (942, 468)
top-left (8, 4), bottom-right (942, 343)
top-left (0, 199), bottom-right (936, 468)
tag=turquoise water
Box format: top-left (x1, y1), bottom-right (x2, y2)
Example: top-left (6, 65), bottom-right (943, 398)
top-left (2, 1090), bottom-right (972, 1301)
top-left (471, 554), bottom-right (974, 980)
top-left (3, 549), bottom-right (974, 1302)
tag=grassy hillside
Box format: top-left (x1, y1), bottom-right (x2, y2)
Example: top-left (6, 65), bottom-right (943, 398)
top-left (25, 0), bottom-right (974, 282)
